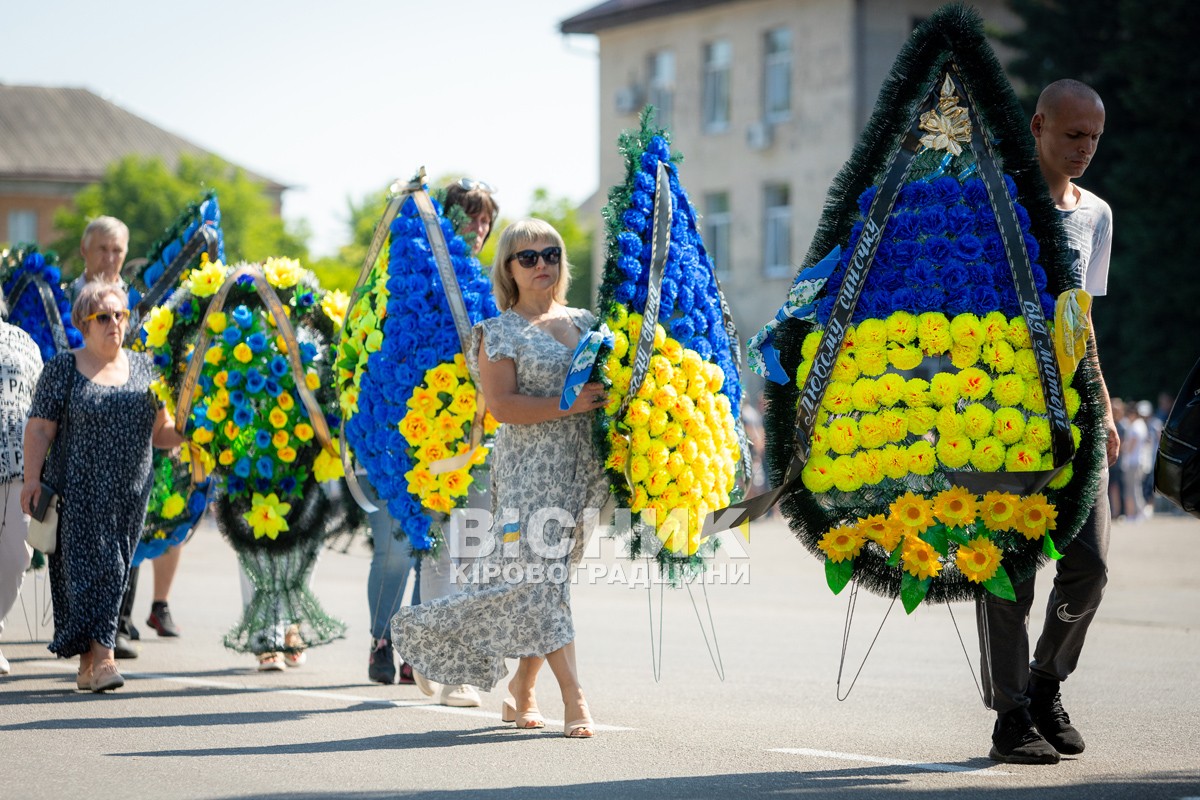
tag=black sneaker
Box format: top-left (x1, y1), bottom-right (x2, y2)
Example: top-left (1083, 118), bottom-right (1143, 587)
top-left (114, 633), bottom-right (139, 660)
top-left (1028, 677), bottom-right (1085, 755)
top-left (368, 638), bottom-right (396, 684)
top-left (397, 662), bottom-right (415, 685)
top-left (147, 601), bottom-right (181, 637)
top-left (989, 708), bottom-right (1060, 764)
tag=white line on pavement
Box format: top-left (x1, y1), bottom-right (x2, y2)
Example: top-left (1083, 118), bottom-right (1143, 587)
top-left (767, 747), bottom-right (1011, 775)
top-left (29, 661), bottom-right (633, 731)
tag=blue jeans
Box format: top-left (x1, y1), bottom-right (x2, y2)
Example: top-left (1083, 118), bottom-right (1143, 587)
top-left (365, 494), bottom-right (418, 641)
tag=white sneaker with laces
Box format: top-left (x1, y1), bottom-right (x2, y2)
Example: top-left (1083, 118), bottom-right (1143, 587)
top-left (440, 683), bottom-right (482, 707)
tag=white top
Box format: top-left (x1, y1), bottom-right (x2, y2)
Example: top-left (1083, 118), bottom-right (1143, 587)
top-left (0, 322), bottom-right (44, 482)
top-left (1059, 184), bottom-right (1113, 297)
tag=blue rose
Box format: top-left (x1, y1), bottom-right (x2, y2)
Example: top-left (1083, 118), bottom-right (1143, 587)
top-left (153, 352), bottom-right (171, 368)
top-left (227, 476), bottom-right (245, 495)
top-left (225, 370), bottom-right (243, 389)
top-left (254, 478), bottom-right (271, 493)
top-left (269, 355), bottom-right (289, 377)
top-left (299, 342), bottom-right (317, 364)
top-left (233, 406), bottom-right (254, 427)
top-left (247, 332), bottom-right (268, 354)
top-left (255, 458), bottom-right (274, 480)
top-left (246, 369), bottom-right (266, 394)
top-left (265, 378), bottom-right (281, 397)
top-left (232, 305), bottom-right (253, 329)
top-left (297, 291), bottom-right (315, 308)
top-left (222, 327), bottom-right (241, 346)
top-left (280, 476), bottom-right (297, 495)
top-left (234, 457), bottom-right (252, 478)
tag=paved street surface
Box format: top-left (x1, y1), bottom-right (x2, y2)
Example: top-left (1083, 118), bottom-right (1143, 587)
top-left (3, 503), bottom-right (1199, 799)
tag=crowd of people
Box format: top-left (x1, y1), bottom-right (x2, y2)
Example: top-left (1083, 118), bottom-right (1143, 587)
top-left (0, 77), bottom-right (1189, 760)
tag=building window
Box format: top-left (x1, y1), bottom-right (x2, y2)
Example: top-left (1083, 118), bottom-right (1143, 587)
top-left (704, 192), bottom-right (732, 279)
top-left (646, 50), bottom-right (675, 131)
top-left (7, 210), bottom-right (38, 245)
top-left (764, 27), bottom-right (792, 123)
top-left (763, 184), bottom-right (792, 278)
top-left (701, 40), bottom-right (732, 133)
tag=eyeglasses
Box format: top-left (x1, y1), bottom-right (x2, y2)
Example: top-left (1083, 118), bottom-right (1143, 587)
top-left (83, 310), bottom-right (129, 326)
top-left (457, 178), bottom-right (497, 194)
top-left (507, 247), bottom-right (562, 269)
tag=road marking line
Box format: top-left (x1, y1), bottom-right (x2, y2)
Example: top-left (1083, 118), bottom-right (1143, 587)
top-left (768, 747), bottom-right (1011, 775)
top-left (28, 661), bottom-right (632, 731)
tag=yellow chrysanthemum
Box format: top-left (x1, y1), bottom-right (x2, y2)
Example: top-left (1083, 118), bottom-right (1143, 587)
top-left (272, 430), bottom-right (290, 448)
top-left (1023, 381), bottom-right (1047, 414)
top-left (907, 406), bottom-right (937, 436)
top-left (801, 330), bottom-right (824, 361)
top-left (880, 409), bottom-right (909, 442)
top-left (831, 455), bottom-right (862, 492)
top-left (963, 403), bottom-right (995, 440)
top-left (856, 346), bottom-right (889, 376)
top-left (1065, 386), bottom-right (1081, 419)
top-left (1023, 416), bottom-right (1051, 453)
top-left (817, 525), bottom-right (865, 563)
top-left (887, 342), bottom-right (924, 371)
top-left (1004, 444), bottom-right (1042, 472)
top-left (957, 367), bottom-right (992, 401)
top-left (990, 407), bottom-right (1026, 444)
top-left (902, 537), bottom-right (943, 580)
top-left (917, 312), bottom-right (952, 355)
top-left (903, 378), bottom-right (932, 408)
top-left (908, 440), bottom-right (937, 475)
top-left (854, 449), bottom-right (885, 486)
top-left (890, 491), bottom-right (935, 534)
top-left (1006, 317), bottom-right (1032, 349)
top-left (857, 318), bottom-right (888, 348)
top-left (886, 311), bottom-right (919, 343)
top-left (970, 436), bottom-right (1006, 472)
top-left (278, 446), bottom-right (297, 464)
top-left (936, 434), bottom-right (973, 469)
top-left (949, 313), bottom-right (984, 349)
top-left (822, 381), bottom-right (855, 415)
top-left (981, 311), bottom-right (1009, 342)
top-left (949, 343), bottom-right (981, 369)
top-left (929, 372), bottom-right (959, 407)
top-left (981, 491), bottom-right (1020, 532)
top-left (983, 340), bottom-right (1017, 373)
top-left (955, 536), bottom-right (1003, 583)
top-left (933, 486), bottom-right (978, 528)
top-left (801, 455), bottom-right (836, 493)
top-left (875, 373), bottom-right (905, 406)
top-left (880, 445), bottom-right (909, 480)
top-left (857, 414), bottom-right (888, 450)
top-left (992, 373), bottom-right (1027, 407)
top-left (828, 417), bottom-right (859, 455)
top-left (849, 378), bottom-right (879, 412)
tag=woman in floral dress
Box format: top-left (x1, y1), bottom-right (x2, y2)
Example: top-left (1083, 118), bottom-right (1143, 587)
top-left (394, 219), bottom-right (609, 738)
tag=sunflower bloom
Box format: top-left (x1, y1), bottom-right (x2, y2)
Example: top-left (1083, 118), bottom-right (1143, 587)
top-left (955, 536), bottom-right (1003, 583)
top-left (981, 491), bottom-right (1020, 532)
top-left (860, 514), bottom-right (902, 552)
top-left (902, 537), bottom-right (943, 580)
top-left (933, 486), bottom-right (979, 528)
top-left (818, 525), bottom-right (865, 563)
top-left (1013, 494), bottom-right (1058, 540)
top-left (890, 491), bottom-right (935, 534)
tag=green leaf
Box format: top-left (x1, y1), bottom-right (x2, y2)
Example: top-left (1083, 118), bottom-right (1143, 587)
top-left (886, 543), bottom-right (903, 567)
top-left (946, 526), bottom-right (971, 547)
top-left (1042, 534), bottom-right (1064, 560)
top-left (900, 571), bottom-right (931, 614)
top-left (983, 565), bottom-right (1017, 601)
top-left (920, 524), bottom-right (951, 556)
top-left (825, 557), bottom-right (854, 595)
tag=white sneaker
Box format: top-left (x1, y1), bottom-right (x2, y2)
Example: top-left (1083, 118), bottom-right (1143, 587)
top-left (440, 683), bottom-right (482, 708)
top-left (0, 648), bottom-right (10, 675)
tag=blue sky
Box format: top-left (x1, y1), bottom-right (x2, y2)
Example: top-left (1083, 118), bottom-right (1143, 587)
top-left (2, 0), bottom-right (600, 256)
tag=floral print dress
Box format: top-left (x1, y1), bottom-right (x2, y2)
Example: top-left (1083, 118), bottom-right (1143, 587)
top-left (392, 308), bottom-right (610, 690)
top-left (30, 351), bottom-right (160, 657)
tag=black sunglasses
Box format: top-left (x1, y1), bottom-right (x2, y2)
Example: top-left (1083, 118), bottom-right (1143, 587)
top-left (507, 247), bottom-right (562, 269)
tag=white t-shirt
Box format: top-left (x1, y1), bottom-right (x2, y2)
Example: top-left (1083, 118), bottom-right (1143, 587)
top-left (1059, 184), bottom-right (1113, 297)
top-left (0, 322), bottom-right (44, 483)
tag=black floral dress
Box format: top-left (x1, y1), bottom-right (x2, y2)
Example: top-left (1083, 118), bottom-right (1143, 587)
top-left (392, 309), bottom-right (610, 690)
top-left (30, 350), bottom-right (160, 657)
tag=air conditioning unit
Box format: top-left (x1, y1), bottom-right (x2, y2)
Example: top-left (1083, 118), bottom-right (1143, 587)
top-left (615, 84), bottom-right (643, 115)
top-left (746, 120), bottom-right (773, 151)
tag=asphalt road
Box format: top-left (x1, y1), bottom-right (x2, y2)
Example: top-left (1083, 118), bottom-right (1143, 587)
top-left (3, 505), bottom-right (1199, 800)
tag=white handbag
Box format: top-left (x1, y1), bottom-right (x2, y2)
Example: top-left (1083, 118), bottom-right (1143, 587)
top-left (26, 490), bottom-right (59, 554)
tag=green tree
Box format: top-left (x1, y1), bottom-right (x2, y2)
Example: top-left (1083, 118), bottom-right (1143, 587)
top-left (1001, 0), bottom-right (1200, 401)
top-left (55, 154), bottom-right (308, 276)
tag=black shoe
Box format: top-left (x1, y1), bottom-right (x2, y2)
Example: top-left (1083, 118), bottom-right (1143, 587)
top-left (147, 601), bottom-right (181, 637)
top-left (1028, 676), bottom-right (1086, 755)
top-left (368, 638), bottom-right (396, 684)
top-left (989, 708), bottom-right (1060, 764)
top-left (114, 633), bottom-right (139, 660)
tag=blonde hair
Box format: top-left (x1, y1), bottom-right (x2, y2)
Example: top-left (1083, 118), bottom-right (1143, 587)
top-left (491, 218), bottom-right (571, 311)
top-left (71, 280), bottom-right (127, 334)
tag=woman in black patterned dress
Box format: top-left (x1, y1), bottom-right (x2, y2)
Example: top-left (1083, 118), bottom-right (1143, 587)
top-left (21, 282), bottom-right (184, 692)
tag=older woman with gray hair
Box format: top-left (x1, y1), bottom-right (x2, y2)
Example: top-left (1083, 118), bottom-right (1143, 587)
top-left (0, 286), bottom-right (44, 676)
top-left (21, 281), bottom-right (184, 692)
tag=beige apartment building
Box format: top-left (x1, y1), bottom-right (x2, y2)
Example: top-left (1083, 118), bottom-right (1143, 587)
top-left (561, 0), bottom-right (1018, 396)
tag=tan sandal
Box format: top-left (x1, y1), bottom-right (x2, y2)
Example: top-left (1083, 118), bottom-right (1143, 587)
top-left (257, 652), bottom-right (286, 672)
top-left (91, 659), bottom-right (125, 692)
top-left (502, 697), bottom-right (546, 729)
top-left (76, 653), bottom-right (93, 691)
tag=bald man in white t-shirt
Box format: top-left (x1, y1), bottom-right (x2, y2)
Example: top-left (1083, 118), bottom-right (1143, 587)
top-left (979, 79), bottom-right (1120, 766)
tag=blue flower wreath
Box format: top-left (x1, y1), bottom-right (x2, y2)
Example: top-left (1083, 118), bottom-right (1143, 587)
top-left (814, 174), bottom-right (1055, 326)
top-left (127, 193), bottom-right (225, 309)
top-left (0, 249), bottom-right (84, 360)
top-left (343, 195), bottom-right (498, 550)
